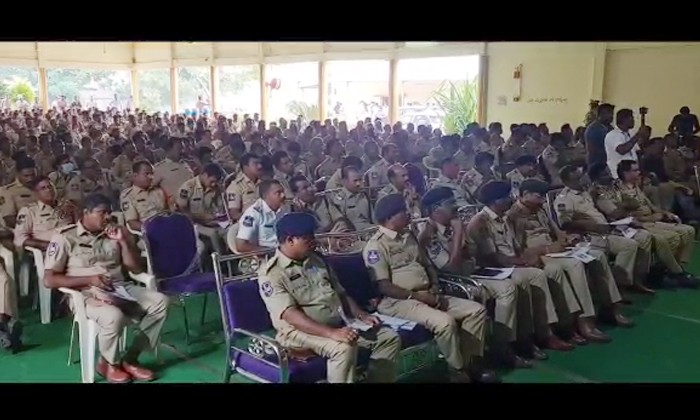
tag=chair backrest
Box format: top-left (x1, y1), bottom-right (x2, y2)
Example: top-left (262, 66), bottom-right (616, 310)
top-left (405, 163), bottom-right (426, 196)
top-left (323, 252), bottom-right (379, 310)
top-left (546, 187), bottom-right (563, 227)
top-left (213, 251), bottom-right (275, 339)
top-left (143, 212), bottom-right (199, 278)
top-left (316, 227), bottom-right (378, 255)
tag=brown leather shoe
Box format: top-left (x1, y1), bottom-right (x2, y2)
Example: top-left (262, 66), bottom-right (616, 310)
top-left (542, 335), bottom-right (575, 351)
top-left (122, 361), bottom-right (155, 381)
top-left (569, 331), bottom-right (588, 346)
top-left (96, 357), bottom-right (131, 384)
top-left (578, 317), bottom-right (611, 343)
top-left (614, 311), bottom-right (634, 328)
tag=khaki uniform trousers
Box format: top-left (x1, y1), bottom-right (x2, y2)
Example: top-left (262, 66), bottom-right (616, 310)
top-left (377, 296), bottom-right (486, 371)
top-left (85, 284), bottom-right (169, 365)
top-left (644, 222), bottom-right (695, 273)
top-left (0, 263), bottom-right (17, 318)
top-left (585, 249), bottom-right (622, 306)
top-left (446, 262), bottom-right (518, 344)
top-left (196, 224), bottom-right (227, 255)
top-left (541, 256), bottom-right (595, 318)
top-left (644, 183), bottom-right (676, 211)
top-left (280, 326), bottom-right (401, 383)
top-left (509, 267), bottom-right (558, 341)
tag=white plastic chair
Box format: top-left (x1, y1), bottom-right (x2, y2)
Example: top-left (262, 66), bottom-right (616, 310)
top-left (60, 271), bottom-right (156, 383)
top-left (24, 247), bottom-right (51, 324)
top-left (0, 244), bottom-right (16, 292)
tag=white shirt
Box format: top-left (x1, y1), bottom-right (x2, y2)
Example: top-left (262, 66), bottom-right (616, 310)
top-left (605, 127), bottom-right (639, 178)
top-left (236, 198), bottom-right (280, 248)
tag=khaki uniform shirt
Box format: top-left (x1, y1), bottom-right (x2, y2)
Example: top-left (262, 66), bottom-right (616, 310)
top-left (48, 172), bottom-right (77, 200)
top-left (177, 176), bottom-right (223, 218)
top-left (453, 150), bottom-right (474, 171)
top-left (109, 155), bottom-right (133, 191)
top-left (14, 201), bottom-right (73, 247)
top-left (153, 158), bottom-right (194, 199)
top-left (430, 175), bottom-right (472, 207)
top-left (416, 220), bottom-right (468, 271)
top-left (44, 222), bottom-right (126, 302)
top-left (329, 188), bottom-right (372, 231)
top-left (315, 157), bottom-right (342, 179)
top-left (120, 185), bottom-right (169, 224)
top-left (0, 180), bottom-right (35, 220)
top-left (377, 183), bottom-right (421, 219)
top-left (289, 197), bottom-right (344, 233)
top-left (64, 174), bottom-right (111, 203)
top-left (467, 207), bottom-right (520, 259)
top-left (554, 187), bottom-right (608, 225)
top-left (33, 151), bottom-right (54, 176)
top-left (214, 145), bottom-right (239, 174)
top-left (365, 158), bottom-right (391, 188)
top-left (362, 226), bottom-right (433, 292)
top-left (225, 172), bottom-right (260, 215)
top-left (506, 201), bottom-right (557, 249)
top-left (325, 168), bottom-right (343, 190)
top-left (258, 249), bottom-right (345, 336)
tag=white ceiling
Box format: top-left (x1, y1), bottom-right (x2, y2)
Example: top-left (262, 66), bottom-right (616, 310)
top-left (0, 42), bottom-right (696, 70)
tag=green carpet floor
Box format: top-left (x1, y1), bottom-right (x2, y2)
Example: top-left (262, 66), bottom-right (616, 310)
top-left (1, 257), bottom-right (700, 383)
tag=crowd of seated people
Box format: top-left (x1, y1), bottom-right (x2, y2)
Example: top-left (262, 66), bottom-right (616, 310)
top-left (0, 98), bottom-right (699, 384)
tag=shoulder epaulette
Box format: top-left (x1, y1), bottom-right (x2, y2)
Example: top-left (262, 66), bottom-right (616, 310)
top-left (262, 255), bottom-right (279, 275)
top-left (58, 224), bottom-right (77, 233)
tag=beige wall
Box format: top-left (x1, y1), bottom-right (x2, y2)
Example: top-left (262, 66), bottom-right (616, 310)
top-left (485, 42), bottom-right (700, 134)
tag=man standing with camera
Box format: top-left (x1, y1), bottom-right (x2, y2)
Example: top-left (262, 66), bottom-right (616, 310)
top-left (604, 108), bottom-right (650, 179)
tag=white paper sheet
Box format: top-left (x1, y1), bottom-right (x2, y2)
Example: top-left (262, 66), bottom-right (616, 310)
top-left (610, 217), bottom-right (634, 226)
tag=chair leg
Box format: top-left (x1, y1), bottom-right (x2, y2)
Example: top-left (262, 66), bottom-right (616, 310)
top-left (199, 294), bottom-right (208, 326)
top-left (19, 260), bottom-right (30, 297)
top-left (38, 276), bottom-right (52, 325)
top-left (80, 321), bottom-right (98, 383)
top-left (67, 320), bottom-right (77, 366)
top-left (180, 296), bottom-right (191, 345)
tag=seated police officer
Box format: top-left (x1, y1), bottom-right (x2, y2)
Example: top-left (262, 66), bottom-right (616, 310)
top-left (362, 193), bottom-right (497, 383)
top-left (44, 193), bottom-right (169, 383)
top-left (416, 187), bottom-right (532, 369)
top-left (232, 179), bottom-right (287, 254)
top-left (258, 212), bottom-right (401, 383)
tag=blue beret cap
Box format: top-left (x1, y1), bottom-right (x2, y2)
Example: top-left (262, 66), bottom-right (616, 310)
top-left (479, 181), bottom-right (512, 205)
top-left (375, 194), bottom-right (407, 224)
top-left (421, 187), bottom-right (455, 210)
top-left (275, 212), bottom-right (317, 240)
top-left (519, 179), bottom-right (550, 195)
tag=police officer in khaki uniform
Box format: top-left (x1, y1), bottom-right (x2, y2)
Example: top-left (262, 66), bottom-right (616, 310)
top-left (14, 176), bottom-right (75, 250)
top-left (362, 194), bottom-right (497, 383)
top-left (64, 158), bottom-right (113, 204)
top-left (430, 157), bottom-right (474, 207)
top-left (377, 164), bottom-right (421, 219)
top-left (508, 179), bottom-right (631, 338)
top-left (225, 153), bottom-right (262, 223)
top-left (330, 166), bottom-right (372, 231)
top-left (461, 153), bottom-right (501, 200)
top-left (541, 133), bottom-right (571, 187)
top-left (152, 137), bottom-right (194, 200)
top-left (505, 155), bottom-right (540, 197)
top-left (325, 156), bottom-right (364, 190)
top-left (590, 161), bottom-right (699, 288)
top-left (466, 181), bottom-right (573, 358)
top-left (417, 187), bottom-right (532, 369)
top-left (0, 157), bottom-right (38, 228)
top-left (288, 174), bottom-right (349, 233)
top-left (120, 161), bottom-right (171, 232)
top-left (365, 143), bottom-right (398, 188)
top-left (271, 150), bottom-right (295, 197)
top-left (108, 144), bottom-right (133, 192)
top-left (44, 193), bottom-right (169, 383)
top-left (259, 212), bottom-right (400, 383)
top-left (177, 164), bottom-right (227, 254)
top-left (555, 165), bottom-right (654, 294)
top-left (315, 139), bottom-right (344, 179)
